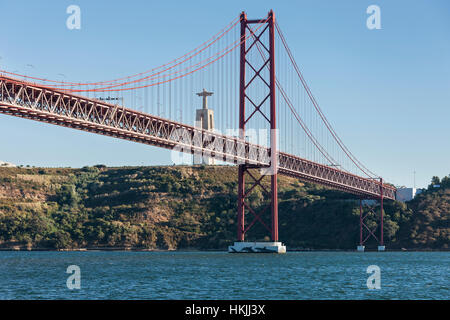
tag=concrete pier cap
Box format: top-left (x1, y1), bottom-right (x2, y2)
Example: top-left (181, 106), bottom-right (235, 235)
top-left (356, 245), bottom-right (387, 252)
top-left (228, 241), bottom-right (286, 253)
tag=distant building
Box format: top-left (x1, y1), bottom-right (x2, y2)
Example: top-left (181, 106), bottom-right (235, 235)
top-left (193, 89), bottom-right (215, 165)
top-left (0, 161), bottom-right (16, 168)
top-left (396, 188), bottom-right (423, 202)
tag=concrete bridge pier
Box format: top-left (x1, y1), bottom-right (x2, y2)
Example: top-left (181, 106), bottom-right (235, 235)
top-left (228, 241), bottom-right (286, 253)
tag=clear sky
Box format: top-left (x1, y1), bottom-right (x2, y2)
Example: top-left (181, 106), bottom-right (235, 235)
top-left (0, 0), bottom-right (449, 188)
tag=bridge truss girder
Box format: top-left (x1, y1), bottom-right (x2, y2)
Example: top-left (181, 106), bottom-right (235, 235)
top-left (0, 75), bottom-right (396, 203)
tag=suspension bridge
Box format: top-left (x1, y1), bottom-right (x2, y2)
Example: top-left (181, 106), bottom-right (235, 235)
top-left (0, 11), bottom-right (396, 253)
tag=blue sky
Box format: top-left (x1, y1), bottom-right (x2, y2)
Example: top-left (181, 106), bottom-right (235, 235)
top-left (0, 0), bottom-right (449, 188)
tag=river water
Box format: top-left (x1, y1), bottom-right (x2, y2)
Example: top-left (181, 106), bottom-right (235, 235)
top-left (0, 251), bottom-right (448, 299)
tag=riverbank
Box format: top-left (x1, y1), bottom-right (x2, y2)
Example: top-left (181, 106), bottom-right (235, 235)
top-left (1, 245), bottom-right (448, 252)
top-left (0, 166), bottom-right (448, 251)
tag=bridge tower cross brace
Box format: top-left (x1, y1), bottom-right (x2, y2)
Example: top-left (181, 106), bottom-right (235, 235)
top-left (236, 10), bottom-right (279, 243)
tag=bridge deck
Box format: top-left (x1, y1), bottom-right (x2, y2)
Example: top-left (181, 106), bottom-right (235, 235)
top-left (0, 76), bottom-right (396, 200)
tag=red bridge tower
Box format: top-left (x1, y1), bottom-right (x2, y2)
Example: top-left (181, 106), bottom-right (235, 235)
top-left (228, 10), bottom-right (286, 253)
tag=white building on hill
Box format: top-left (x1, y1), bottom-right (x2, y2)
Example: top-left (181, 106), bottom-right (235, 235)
top-left (396, 188), bottom-right (423, 202)
top-left (0, 161), bottom-right (16, 167)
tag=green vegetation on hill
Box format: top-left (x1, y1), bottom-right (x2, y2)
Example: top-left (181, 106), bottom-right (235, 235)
top-left (0, 165), bottom-right (448, 250)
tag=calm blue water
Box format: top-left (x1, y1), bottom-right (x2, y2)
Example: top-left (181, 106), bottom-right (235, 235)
top-left (0, 251), bottom-right (448, 299)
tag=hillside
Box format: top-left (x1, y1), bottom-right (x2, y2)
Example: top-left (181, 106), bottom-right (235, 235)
top-left (0, 165), bottom-right (448, 250)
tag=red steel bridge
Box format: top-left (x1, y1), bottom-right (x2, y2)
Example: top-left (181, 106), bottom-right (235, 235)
top-left (0, 11), bottom-right (396, 250)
